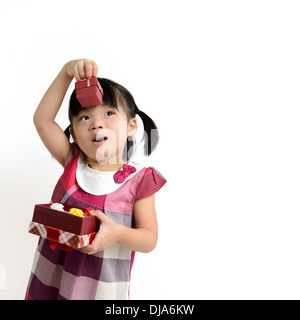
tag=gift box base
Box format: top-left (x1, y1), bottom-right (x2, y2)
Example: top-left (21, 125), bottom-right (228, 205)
top-left (32, 203), bottom-right (99, 235)
top-left (29, 221), bottom-right (96, 249)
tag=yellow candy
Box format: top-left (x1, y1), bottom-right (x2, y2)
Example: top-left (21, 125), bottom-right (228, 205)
top-left (69, 208), bottom-right (84, 217)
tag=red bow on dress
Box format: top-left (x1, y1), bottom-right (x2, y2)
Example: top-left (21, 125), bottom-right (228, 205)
top-left (114, 164), bottom-right (136, 183)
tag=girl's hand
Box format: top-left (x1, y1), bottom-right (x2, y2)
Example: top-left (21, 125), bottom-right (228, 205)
top-left (63, 59), bottom-right (98, 81)
top-left (83, 210), bottom-right (121, 255)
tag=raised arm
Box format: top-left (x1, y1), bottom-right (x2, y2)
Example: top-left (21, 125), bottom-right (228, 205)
top-left (33, 59), bottom-right (98, 166)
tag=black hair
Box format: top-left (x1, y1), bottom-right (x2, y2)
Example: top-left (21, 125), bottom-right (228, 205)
top-left (64, 78), bottom-right (159, 160)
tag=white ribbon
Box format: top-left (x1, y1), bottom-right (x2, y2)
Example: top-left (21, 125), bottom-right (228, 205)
top-left (50, 203), bottom-right (64, 211)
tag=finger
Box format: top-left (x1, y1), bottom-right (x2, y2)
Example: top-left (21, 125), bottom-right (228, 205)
top-left (90, 209), bottom-right (106, 220)
top-left (92, 63), bottom-right (98, 78)
top-left (84, 61), bottom-right (93, 79)
top-left (73, 65), bottom-right (80, 81)
top-left (83, 232), bottom-right (104, 254)
top-left (83, 245), bottom-right (95, 255)
top-left (77, 60), bottom-right (86, 79)
top-left (83, 240), bottom-right (98, 254)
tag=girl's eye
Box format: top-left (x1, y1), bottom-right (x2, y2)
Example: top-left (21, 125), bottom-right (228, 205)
top-left (105, 111), bottom-right (114, 116)
top-left (79, 116), bottom-right (89, 121)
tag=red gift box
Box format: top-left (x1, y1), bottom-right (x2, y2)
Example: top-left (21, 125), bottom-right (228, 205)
top-left (29, 203), bottom-right (100, 250)
top-left (28, 221), bottom-right (96, 250)
top-left (31, 203), bottom-right (99, 235)
top-left (75, 78), bottom-right (103, 107)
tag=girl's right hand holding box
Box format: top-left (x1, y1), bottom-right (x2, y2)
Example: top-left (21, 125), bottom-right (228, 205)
top-left (64, 59), bottom-right (99, 81)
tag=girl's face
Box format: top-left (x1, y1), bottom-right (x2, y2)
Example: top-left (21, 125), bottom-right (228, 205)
top-left (70, 104), bottom-right (137, 166)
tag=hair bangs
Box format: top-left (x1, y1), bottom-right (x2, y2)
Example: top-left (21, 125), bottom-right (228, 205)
top-left (97, 78), bottom-right (119, 110)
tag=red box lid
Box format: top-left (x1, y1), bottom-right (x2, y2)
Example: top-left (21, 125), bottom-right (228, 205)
top-left (75, 78), bottom-right (103, 107)
top-left (32, 203), bottom-right (100, 235)
top-left (75, 77), bottom-right (103, 92)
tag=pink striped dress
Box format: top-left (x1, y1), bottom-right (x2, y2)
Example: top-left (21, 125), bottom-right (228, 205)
top-left (26, 143), bottom-right (166, 300)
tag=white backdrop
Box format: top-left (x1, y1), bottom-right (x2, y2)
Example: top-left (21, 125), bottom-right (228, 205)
top-left (1, 0), bottom-right (300, 300)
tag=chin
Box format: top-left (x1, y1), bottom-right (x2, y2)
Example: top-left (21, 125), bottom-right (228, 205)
top-left (95, 149), bottom-right (117, 165)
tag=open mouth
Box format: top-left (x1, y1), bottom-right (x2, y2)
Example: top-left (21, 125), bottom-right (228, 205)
top-left (91, 133), bottom-right (108, 144)
top-left (93, 137), bottom-right (108, 142)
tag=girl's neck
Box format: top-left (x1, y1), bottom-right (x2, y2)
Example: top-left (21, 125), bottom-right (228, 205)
top-left (86, 157), bottom-right (125, 172)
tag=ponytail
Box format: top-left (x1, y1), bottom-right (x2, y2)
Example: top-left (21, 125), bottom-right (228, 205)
top-left (64, 125), bottom-right (71, 140)
top-left (137, 110), bottom-right (159, 156)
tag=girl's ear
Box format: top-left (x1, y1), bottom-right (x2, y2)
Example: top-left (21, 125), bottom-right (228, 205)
top-left (69, 126), bottom-right (77, 143)
top-left (128, 117), bottom-right (138, 137)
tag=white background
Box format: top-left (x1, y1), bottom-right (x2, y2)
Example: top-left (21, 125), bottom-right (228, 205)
top-left (0, 0), bottom-right (300, 300)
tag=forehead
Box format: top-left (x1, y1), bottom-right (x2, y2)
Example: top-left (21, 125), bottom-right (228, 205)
top-left (76, 104), bottom-right (126, 116)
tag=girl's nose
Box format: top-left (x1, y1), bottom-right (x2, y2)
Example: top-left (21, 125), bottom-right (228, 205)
top-left (91, 124), bottom-right (103, 130)
top-left (90, 120), bottom-right (103, 130)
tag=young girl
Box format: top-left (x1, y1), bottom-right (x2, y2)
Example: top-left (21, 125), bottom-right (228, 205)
top-left (26, 59), bottom-right (166, 300)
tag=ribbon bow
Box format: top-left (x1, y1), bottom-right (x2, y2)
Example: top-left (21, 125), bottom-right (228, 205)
top-left (114, 164), bottom-right (137, 183)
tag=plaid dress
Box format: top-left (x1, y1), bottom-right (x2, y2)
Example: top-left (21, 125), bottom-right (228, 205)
top-left (26, 143), bottom-right (166, 300)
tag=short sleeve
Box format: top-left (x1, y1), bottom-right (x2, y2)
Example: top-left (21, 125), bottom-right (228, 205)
top-left (135, 167), bottom-right (167, 201)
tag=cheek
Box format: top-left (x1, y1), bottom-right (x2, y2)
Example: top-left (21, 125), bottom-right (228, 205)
top-left (115, 121), bottom-right (130, 143)
top-left (72, 126), bottom-right (88, 144)
top-left (107, 120), bottom-right (127, 140)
